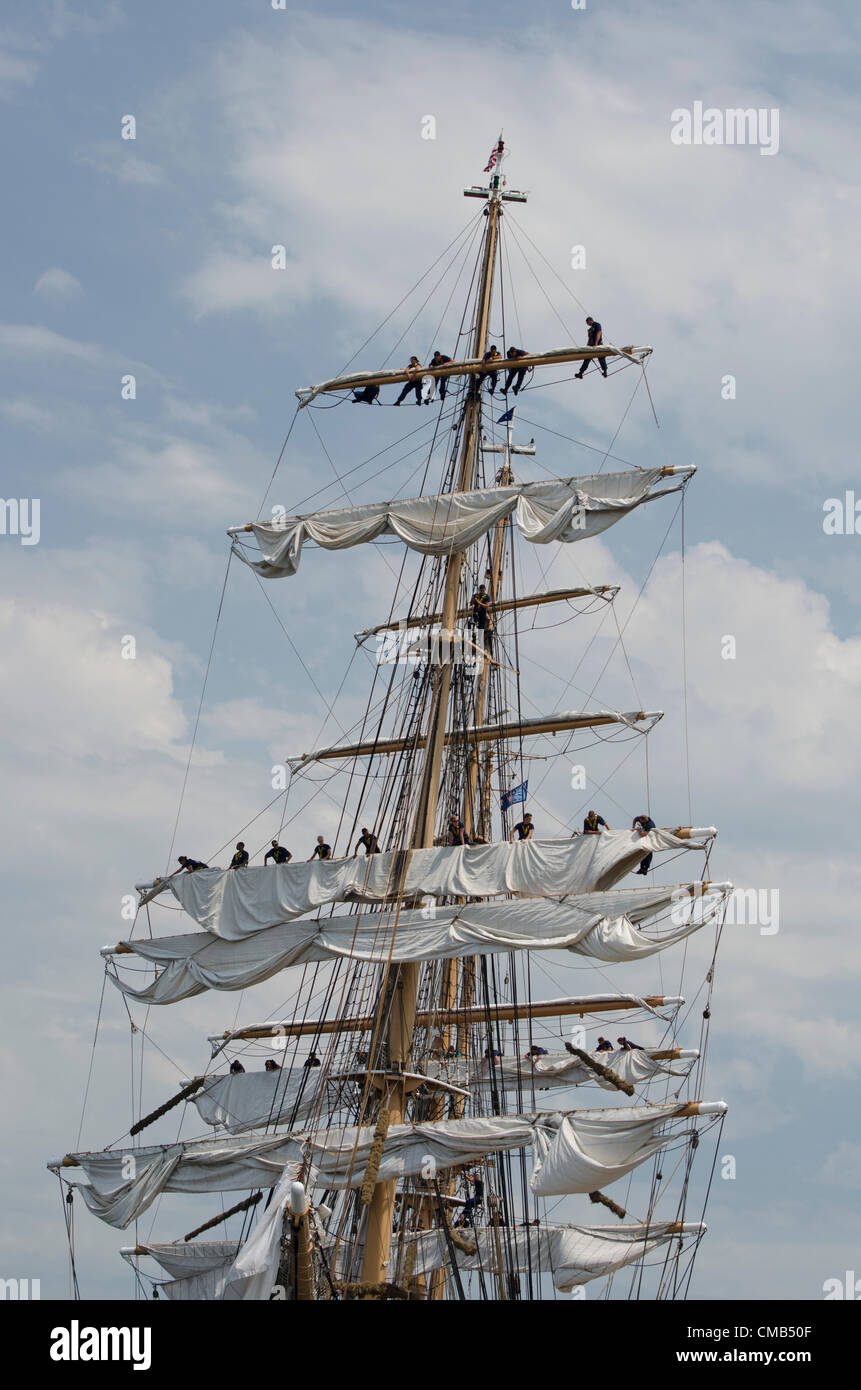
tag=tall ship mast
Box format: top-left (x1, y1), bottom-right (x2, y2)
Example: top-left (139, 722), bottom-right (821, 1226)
top-left (49, 139), bottom-right (729, 1302)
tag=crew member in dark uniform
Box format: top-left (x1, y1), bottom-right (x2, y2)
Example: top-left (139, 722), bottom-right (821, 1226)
top-left (230, 841), bottom-right (249, 868)
top-left (354, 827), bottom-right (380, 855)
top-left (595, 1037), bottom-right (613, 1052)
top-left (471, 584), bottom-right (493, 630)
top-left (504, 346), bottom-right (530, 395)
top-left (482, 345), bottom-right (502, 393)
top-left (264, 1059), bottom-right (281, 1071)
top-left (309, 836), bottom-right (332, 861)
top-left (264, 839), bottom-right (292, 865)
top-left (352, 384), bottom-right (380, 405)
top-left (394, 356), bottom-right (423, 405)
top-left (617, 1036), bottom-right (644, 1051)
top-left (583, 810), bottom-right (611, 834)
top-left (229, 1059), bottom-right (245, 1074)
top-left (575, 317), bottom-right (608, 379)
top-left (632, 813), bottom-right (656, 875)
top-left (176, 855), bottom-right (208, 873)
top-left (509, 813), bottom-right (535, 842)
top-left (447, 815), bottom-right (469, 846)
top-left (430, 349), bottom-right (454, 401)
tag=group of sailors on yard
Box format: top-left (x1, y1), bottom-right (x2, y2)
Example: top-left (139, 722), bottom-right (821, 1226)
top-left (174, 810), bottom-right (656, 876)
top-left (350, 318), bottom-right (608, 408)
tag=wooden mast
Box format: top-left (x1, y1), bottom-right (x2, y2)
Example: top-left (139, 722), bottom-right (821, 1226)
top-left (360, 156), bottom-right (504, 1289)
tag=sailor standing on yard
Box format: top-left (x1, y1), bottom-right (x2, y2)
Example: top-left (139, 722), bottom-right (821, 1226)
top-left (264, 839), bottom-right (292, 865)
top-left (509, 812), bottom-right (535, 842)
top-left (429, 349), bottom-right (454, 401)
top-left (175, 855), bottom-right (208, 873)
top-left (447, 815), bottom-right (469, 846)
top-left (309, 836), bottom-right (332, 861)
top-left (394, 356), bottom-right (423, 405)
top-left (575, 317), bottom-right (608, 379)
top-left (504, 346), bottom-right (530, 396)
top-left (632, 813), bottom-right (656, 875)
top-left (583, 810), bottom-right (611, 834)
top-left (354, 827), bottom-right (380, 855)
top-left (482, 344), bottom-right (502, 394)
top-left (229, 842), bottom-right (249, 868)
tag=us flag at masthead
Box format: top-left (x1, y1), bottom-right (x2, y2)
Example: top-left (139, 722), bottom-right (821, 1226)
top-left (483, 137), bottom-right (504, 173)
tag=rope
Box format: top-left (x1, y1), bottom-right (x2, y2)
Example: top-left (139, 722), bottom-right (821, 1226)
top-left (164, 548), bottom-right (233, 873)
top-left (681, 490), bottom-right (694, 822)
top-left (128, 1076), bottom-right (206, 1137)
top-left (75, 971), bottom-right (107, 1150)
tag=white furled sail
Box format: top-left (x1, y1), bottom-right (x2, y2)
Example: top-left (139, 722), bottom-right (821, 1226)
top-left (165, 831), bottom-right (715, 940)
top-left (104, 883), bottom-right (728, 1006)
top-left (230, 468), bottom-right (678, 579)
top-left (405, 1221), bottom-right (706, 1292)
top-left (120, 1242), bottom-right (240, 1301)
top-left (51, 1102), bottom-right (717, 1229)
top-left (188, 1069), bottom-right (330, 1134)
top-left (426, 1047), bottom-right (696, 1095)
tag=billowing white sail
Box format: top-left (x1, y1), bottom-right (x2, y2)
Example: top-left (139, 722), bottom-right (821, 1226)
top-left (233, 468), bottom-right (675, 579)
top-left (52, 1102), bottom-right (705, 1229)
top-left (531, 1104), bottom-right (691, 1196)
top-left (165, 830), bottom-right (710, 940)
top-left (404, 1221), bottom-right (705, 1292)
top-left (105, 884), bottom-right (723, 1006)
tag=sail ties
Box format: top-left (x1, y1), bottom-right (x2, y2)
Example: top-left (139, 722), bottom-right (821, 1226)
top-left (128, 1076), bottom-right (206, 1137)
top-left (183, 1192), bottom-right (262, 1243)
top-left (588, 1190), bottom-right (627, 1219)
top-left (360, 1109), bottom-right (392, 1205)
top-left (564, 1046), bottom-right (634, 1096)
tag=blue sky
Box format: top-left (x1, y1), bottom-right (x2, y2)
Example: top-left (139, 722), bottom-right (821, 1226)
top-left (1, 0), bottom-right (860, 1300)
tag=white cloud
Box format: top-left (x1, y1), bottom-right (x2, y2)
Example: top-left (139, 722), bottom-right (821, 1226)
top-left (819, 1142), bottom-right (861, 1192)
top-left (0, 47), bottom-right (38, 98)
top-left (77, 144), bottom-right (164, 187)
top-left (0, 597), bottom-right (189, 763)
top-left (33, 267), bottom-right (83, 302)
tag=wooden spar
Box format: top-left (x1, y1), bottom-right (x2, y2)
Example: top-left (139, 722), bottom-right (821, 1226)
top-left (355, 586), bottom-right (619, 641)
top-left (289, 708), bottom-right (663, 767)
top-left (210, 996), bottom-right (686, 1045)
top-left (295, 344), bottom-right (654, 406)
top-left (360, 173), bottom-right (503, 1293)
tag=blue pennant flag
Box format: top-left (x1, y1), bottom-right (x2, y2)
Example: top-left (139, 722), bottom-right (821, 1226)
top-left (501, 780), bottom-right (528, 812)
top-left (496, 407), bottom-right (515, 424)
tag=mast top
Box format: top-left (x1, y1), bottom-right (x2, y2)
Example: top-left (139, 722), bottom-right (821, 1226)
top-left (464, 134), bottom-right (528, 204)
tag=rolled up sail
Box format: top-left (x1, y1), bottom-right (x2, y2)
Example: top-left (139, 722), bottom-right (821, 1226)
top-left (165, 831), bottom-right (714, 940)
top-left (189, 1049), bottom-right (695, 1135)
top-left (425, 1047), bottom-right (696, 1096)
top-left (120, 1242), bottom-right (240, 1301)
top-left (188, 1068), bottom-right (331, 1134)
top-left (104, 883), bottom-right (728, 1006)
top-left (52, 1101), bottom-right (712, 1229)
top-left (404, 1221), bottom-right (706, 1292)
top-left (230, 468), bottom-right (677, 579)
